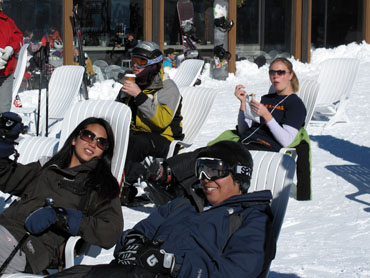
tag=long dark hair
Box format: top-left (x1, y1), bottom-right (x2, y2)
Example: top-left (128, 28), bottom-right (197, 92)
top-left (44, 117), bottom-right (119, 200)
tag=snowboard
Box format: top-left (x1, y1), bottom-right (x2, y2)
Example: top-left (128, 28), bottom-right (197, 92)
top-left (211, 0), bottom-right (234, 80)
top-left (177, 0), bottom-right (199, 61)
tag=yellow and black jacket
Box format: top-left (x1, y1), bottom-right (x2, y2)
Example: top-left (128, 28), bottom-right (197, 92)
top-left (117, 73), bottom-right (184, 142)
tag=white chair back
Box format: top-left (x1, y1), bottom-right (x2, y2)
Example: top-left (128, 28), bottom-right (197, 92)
top-left (93, 59), bottom-right (109, 74)
top-left (58, 100), bottom-right (131, 183)
top-left (92, 65), bottom-right (106, 82)
top-left (38, 65), bottom-right (85, 135)
top-left (167, 86), bottom-right (217, 157)
top-left (105, 65), bottom-right (125, 80)
top-left (296, 79), bottom-right (320, 128)
top-left (313, 58), bottom-right (360, 127)
top-left (12, 43), bottom-right (29, 104)
top-left (16, 136), bottom-right (59, 164)
top-left (249, 150), bottom-right (295, 241)
top-left (172, 59), bottom-right (204, 88)
top-left (316, 58), bottom-right (359, 105)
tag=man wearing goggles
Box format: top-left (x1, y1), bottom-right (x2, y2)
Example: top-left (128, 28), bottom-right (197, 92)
top-left (50, 141), bottom-right (275, 278)
top-left (115, 41), bottom-right (183, 206)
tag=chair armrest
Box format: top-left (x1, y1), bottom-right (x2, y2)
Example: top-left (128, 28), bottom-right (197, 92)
top-left (64, 236), bottom-right (82, 269)
top-left (166, 140), bottom-right (192, 158)
top-left (279, 147), bottom-right (297, 161)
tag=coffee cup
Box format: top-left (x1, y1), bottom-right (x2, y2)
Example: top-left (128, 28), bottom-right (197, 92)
top-left (125, 74), bottom-right (136, 83)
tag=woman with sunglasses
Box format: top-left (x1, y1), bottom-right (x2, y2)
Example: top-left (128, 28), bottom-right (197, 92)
top-left (0, 115), bottom-right (123, 274)
top-left (116, 41), bottom-right (183, 206)
top-left (235, 57), bottom-right (306, 151)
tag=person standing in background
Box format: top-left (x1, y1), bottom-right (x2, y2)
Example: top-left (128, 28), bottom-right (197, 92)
top-left (0, 0), bottom-right (23, 112)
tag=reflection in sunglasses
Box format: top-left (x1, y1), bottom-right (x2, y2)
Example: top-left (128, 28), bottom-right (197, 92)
top-left (269, 69), bottom-right (288, 76)
top-left (79, 129), bottom-right (109, 151)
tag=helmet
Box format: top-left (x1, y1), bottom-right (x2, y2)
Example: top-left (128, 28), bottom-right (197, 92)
top-left (132, 41), bottom-right (163, 64)
top-left (196, 141), bottom-right (253, 193)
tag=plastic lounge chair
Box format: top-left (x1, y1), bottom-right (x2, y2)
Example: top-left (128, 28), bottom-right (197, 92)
top-left (166, 86), bottom-right (218, 158)
top-left (249, 150), bottom-right (295, 277)
top-left (311, 58), bottom-right (360, 128)
top-left (104, 65), bottom-right (126, 81)
top-left (92, 65), bottom-right (106, 82)
top-left (39, 65), bottom-right (85, 136)
top-left (172, 59), bottom-right (204, 88)
top-left (12, 43), bottom-right (29, 107)
top-left (93, 59), bottom-right (109, 78)
top-left (296, 79), bottom-right (320, 128)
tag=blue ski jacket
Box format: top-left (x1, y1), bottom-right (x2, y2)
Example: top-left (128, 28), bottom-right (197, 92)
top-left (130, 190), bottom-right (275, 278)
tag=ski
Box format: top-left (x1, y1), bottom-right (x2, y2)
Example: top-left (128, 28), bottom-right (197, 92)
top-left (71, 7), bottom-right (89, 100)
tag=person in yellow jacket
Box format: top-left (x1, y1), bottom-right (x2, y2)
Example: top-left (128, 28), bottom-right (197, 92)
top-left (73, 47), bottom-right (94, 76)
top-left (116, 41), bottom-right (183, 206)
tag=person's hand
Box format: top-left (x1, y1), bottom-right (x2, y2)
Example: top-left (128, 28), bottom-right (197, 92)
top-left (235, 85), bottom-right (247, 111)
top-left (0, 112), bottom-right (23, 158)
top-left (121, 80), bottom-right (141, 97)
top-left (250, 99), bottom-right (272, 121)
top-left (0, 58), bottom-right (7, 70)
top-left (0, 46), bottom-right (14, 62)
top-left (114, 231), bottom-right (175, 275)
top-left (25, 207), bottom-right (82, 235)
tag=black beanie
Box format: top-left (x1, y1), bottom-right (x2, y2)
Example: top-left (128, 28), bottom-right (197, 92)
top-left (197, 141), bottom-right (253, 193)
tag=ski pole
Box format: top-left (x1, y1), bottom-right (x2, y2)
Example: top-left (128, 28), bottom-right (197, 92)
top-left (0, 232), bottom-right (30, 274)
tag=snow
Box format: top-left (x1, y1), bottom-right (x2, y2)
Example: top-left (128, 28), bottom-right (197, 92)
top-left (2, 41), bottom-right (370, 277)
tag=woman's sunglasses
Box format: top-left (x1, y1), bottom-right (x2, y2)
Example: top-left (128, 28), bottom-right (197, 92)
top-left (268, 69), bottom-right (289, 76)
top-left (79, 129), bottom-right (109, 151)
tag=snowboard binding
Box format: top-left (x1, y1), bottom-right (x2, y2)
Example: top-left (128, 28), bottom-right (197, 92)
top-left (214, 44), bottom-right (232, 61)
top-left (214, 17), bottom-right (234, 32)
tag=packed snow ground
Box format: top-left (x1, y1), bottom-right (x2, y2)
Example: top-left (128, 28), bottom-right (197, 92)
top-left (2, 42), bottom-right (370, 277)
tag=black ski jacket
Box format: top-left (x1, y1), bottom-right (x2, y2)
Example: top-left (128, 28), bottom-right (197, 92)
top-left (0, 157), bottom-right (123, 274)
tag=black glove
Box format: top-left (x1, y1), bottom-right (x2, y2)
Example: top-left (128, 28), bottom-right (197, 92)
top-left (144, 158), bottom-right (172, 185)
top-left (0, 112), bottom-right (23, 158)
top-left (114, 231), bottom-right (175, 275)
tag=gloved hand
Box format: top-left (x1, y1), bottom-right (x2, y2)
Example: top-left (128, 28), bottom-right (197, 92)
top-left (0, 58), bottom-right (6, 70)
top-left (114, 231), bottom-right (175, 275)
top-left (0, 46), bottom-right (14, 62)
top-left (25, 207), bottom-right (82, 236)
top-left (0, 112), bottom-right (23, 158)
top-left (144, 159), bottom-right (172, 185)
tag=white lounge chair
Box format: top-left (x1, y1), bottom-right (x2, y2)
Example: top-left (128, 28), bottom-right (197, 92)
top-left (296, 79), bottom-right (320, 128)
top-left (249, 150), bottom-right (295, 277)
top-left (172, 59), bottom-right (204, 88)
top-left (40, 65), bottom-right (85, 136)
top-left (12, 43), bottom-right (29, 107)
top-left (167, 86), bottom-right (218, 158)
top-left (93, 59), bottom-right (109, 79)
top-left (92, 65), bottom-right (106, 82)
top-left (311, 58), bottom-right (360, 128)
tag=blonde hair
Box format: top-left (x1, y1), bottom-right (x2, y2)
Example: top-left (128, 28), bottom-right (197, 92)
top-left (270, 57), bottom-right (299, 93)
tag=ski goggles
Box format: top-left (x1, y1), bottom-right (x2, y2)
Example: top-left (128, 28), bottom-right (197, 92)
top-left (79, 129), bottom-right (109, 151)
top-left (131, 55), bottom-right (163, 68)
top-left (195, 157), bottom-right (252, 181)
top-left (268, 69), bottom-right (289, 76)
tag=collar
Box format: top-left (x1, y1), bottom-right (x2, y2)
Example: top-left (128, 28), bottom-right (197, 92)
top-left (48, 158), bottom-right (99, 179)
